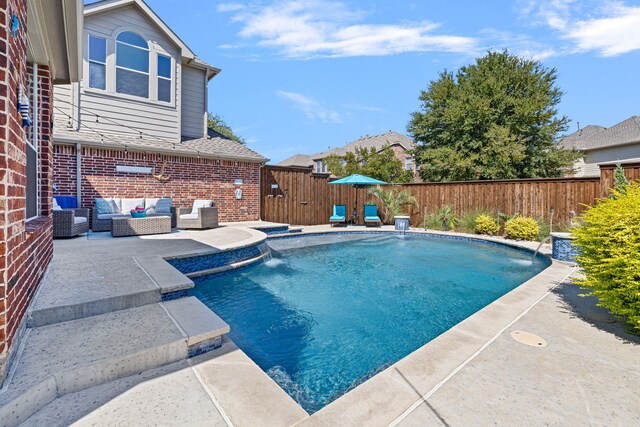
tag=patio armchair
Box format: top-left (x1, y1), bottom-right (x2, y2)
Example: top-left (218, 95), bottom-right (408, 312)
top-left (176, 200), bottom-right (218, 229)
top-left (330, 204), bottom-right (347, 226)
top-left (53, 208), bottom-right (90, 238)
top-left (364, 204), bottom-right (382, 227)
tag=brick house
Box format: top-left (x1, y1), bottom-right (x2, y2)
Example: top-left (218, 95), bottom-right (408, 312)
top-left (52, 0), bottom-right (268, 222)
top-left (277, 131), bottom-right (419, 181)
top-left (1, 0), bottom-right (82, 379)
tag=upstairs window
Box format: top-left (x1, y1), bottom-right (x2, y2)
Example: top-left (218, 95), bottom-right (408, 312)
top-left (115, 31), bottom-right (149, 98)
top-left (88, 35), bottom-right (106, 89)
top-left (157, 54), bottom-right (172, 102)
top-left (405, 156), bottom-right (413, 171)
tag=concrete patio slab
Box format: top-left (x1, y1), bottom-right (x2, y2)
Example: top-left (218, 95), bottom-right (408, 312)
top-left (163, 297), bottom-right (230, 346)
top-left (21, 360), bottom-right (228, 427)
top-left (191, 338), bottom-right (308, 427)
top-left (0, 304), bottom-right (186, 426)
top-left (394, 282), bottom-right (640, 426)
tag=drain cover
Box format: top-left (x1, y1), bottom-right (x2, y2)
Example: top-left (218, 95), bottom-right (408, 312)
top-left (510, 330), bottom-right (547, 347)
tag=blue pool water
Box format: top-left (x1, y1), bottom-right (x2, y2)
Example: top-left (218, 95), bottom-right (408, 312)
top-left (191, 233), bottom-right (550, 413)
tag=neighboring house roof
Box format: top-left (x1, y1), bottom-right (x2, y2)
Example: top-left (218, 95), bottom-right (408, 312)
top-left (84, 0), bottom-right (220, 79)
top-left (558, 125), bottom-right (607, 150)
top-left (53, 127), bottom-right (269, 163)
top-left (312, 131), bottom-right (416, 160)
top-left (558, 117), bottom-right (640, 151)
top-left (277, 154), bottom-right (314, 168)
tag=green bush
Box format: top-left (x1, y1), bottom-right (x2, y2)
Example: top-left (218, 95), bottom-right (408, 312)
top-left (435, 205), bottom-right (458, 231)
top-left (475, 214), bottom-right (500, 235)
top-left (458, 208), bottom-right (495, 233)
top-left (572, 182), bottom-right (640, 332)
top-left (504, 216), bottom-right (540, 240)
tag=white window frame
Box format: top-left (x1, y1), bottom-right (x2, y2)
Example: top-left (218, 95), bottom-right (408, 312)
top-left (115, 31), bottom-right (150, 99)
top-left (156, 53), bottom-right (172, 103)
top-left (405, 156), bottom-right (413, 171)
top-left (26, 64), bottom-right (40, 221)
top-left (83, 29), bottom-right (177, 107)
top-left (88, 34), bottom-right (107, 90)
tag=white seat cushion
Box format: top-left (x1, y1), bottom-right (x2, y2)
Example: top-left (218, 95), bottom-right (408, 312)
top-left (121, 198), bottom-right (145, 213)
top-left (74, 216), bottom-right (88, 224)
top-left (191, 200), bottom-right (213, 214)
top-left (179, 213), bottom-right (199, 220)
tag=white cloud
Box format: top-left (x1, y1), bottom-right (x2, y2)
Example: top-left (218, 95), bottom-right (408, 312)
top-left (276, 90), bottom-right (342, 123)
top-left (565, 4), bottom-right (640, 56)
top-left (521, 0), bottom-right (640, 56)
top-left (217, 3), bottom-right (246, 13)
top-left (225, 1), bottom-right (478, 59)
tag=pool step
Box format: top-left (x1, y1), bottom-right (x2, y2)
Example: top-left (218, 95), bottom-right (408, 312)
top-left (0, 298), bottom-right (228, 427)
top-left (27, 256), bottom-right (194, 328)
top-left (288, 226), bottom-right (303, 233)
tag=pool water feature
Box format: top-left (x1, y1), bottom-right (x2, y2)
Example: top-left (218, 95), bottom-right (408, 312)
top-left (190, 233), bottom-right (550, 413)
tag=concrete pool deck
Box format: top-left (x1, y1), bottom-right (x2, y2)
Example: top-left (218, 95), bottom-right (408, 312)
top-left (4, 224), bottom-right (639, 426)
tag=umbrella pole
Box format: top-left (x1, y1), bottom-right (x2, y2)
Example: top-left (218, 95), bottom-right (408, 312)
top-left (354, 185), bottom-right (358, 225)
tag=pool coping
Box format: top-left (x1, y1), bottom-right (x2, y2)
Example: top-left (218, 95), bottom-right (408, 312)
top-left (183, 227), bottom-right (575, 426)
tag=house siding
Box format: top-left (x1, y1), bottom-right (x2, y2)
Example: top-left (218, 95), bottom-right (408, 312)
top-left (181, 65), bottom-right (206, 138)
top-left (574, 143), bottom-right (640, 177)
top-left (0, 0), bottom-right (55, 379)
top-left (53, 145), bottom-right (260, 222)
top-left (54, 5), bottom-right (182, 141)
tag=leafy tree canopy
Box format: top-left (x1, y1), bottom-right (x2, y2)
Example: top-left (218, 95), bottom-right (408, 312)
top-left (207, 113), bottom-right (245, 145)
top-left (323, 146), bottom-right (414, 183)
top-left (408, 50), bottom-right (580, 182)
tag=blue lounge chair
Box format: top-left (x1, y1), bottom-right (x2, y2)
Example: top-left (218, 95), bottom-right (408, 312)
top-left (364, 204), bottom-right (381, 227)
top-left (330, 204), bottom-right (347, 226)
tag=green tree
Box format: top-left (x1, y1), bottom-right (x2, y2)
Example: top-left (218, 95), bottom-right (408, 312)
top-left (324, 146), bottom-right (414, 183)
top-left (612, 163), bottom-right (629, 196)
top-left (207, 113), bottom-right (245, 145)
top-left (408, 50), bottom-right (580, 182)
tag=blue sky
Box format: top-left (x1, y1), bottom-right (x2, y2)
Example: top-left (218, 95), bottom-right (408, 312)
top-left (143, 0), bottom-right (640, 163)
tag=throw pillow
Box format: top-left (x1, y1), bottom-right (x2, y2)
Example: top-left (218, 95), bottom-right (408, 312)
top-left (52, 197), bottom-right (63, 211)
top-left (191, 199), bottom-right (213, 215)
top-left (95, 198), bottom-right (114, 214)
top-left (155, 198), bottom-right (172, 214)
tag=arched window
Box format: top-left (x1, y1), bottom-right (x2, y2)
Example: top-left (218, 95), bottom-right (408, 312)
top-left (115, 31), bottom-right (149, 98)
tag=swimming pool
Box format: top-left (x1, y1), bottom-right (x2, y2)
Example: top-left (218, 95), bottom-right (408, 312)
top-left (190, 233), bottom-right (550, 413)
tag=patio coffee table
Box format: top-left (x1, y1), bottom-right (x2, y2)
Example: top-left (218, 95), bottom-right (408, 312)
top-left (111, 216), bottom-right (171, 237)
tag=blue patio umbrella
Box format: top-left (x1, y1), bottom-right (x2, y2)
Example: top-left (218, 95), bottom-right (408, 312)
top-left (330, 174), bottom-right (386, 223)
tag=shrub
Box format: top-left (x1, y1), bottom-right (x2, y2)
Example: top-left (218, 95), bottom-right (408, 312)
top-left (367, 186), bottom-right (418, 224)
top-left (475, 214), bottom-right (500, 235)
top-left (436, 205), bottom-right (458, 231)
top-left (572, 182), bottom-right (640, 332)
top-left (458, 208), bottom-right (495, 233)
top-left (504, 216), bottom-right (540, 240)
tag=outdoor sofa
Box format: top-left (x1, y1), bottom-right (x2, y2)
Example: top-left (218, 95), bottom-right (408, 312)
top-left (176, 200), bottom-right (218, 229)
top-left (92, 197), bottom-right (176, 231)
top-left (52, 198), bottom-right (89, 238)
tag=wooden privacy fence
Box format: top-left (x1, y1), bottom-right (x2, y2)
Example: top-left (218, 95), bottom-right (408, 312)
top-left (260, 163), bottom-right (639, 226)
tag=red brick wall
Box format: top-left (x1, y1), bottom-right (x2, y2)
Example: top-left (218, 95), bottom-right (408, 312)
top-left (0, 0), bottom-right (54, 377)
top-left (53, 145), bottom-right (261, 222)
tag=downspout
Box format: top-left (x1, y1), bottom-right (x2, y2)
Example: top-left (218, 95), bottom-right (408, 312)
top-left (33, 64), bottom-right (39, 214)
top-left (76, 143), bottom-right (82, 207)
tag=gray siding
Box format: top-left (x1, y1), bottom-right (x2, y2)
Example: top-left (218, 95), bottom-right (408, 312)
top-left (80, 7), bottom-right (181, 141)
top-left (181, 65), bottom-right (206, 138)
top-left (573, 143), bottom-right (640, 177)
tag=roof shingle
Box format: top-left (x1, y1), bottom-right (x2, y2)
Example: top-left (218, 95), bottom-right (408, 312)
top-left (558, 117), bottom-right (640, 151)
